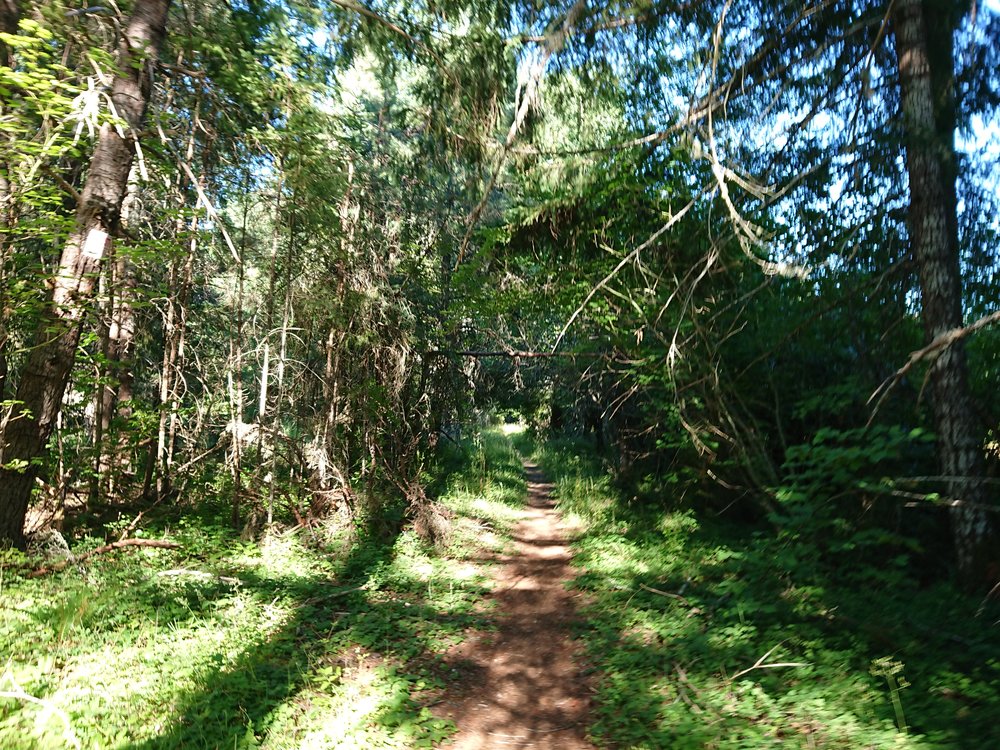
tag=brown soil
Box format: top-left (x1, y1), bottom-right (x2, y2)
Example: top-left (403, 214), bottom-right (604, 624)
top-left (435, 462), bottom-right (596, 749)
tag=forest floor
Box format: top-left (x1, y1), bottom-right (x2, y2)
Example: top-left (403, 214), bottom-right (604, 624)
top-left (519, 434), bottom-right (1000, 749)
top-left (3, 428), bottom-right (1000, 749)
top-left (435, 462), bottom-right (594, 749)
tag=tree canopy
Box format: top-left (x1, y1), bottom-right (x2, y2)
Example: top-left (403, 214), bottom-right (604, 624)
top-left (1, 0), bottom-right (998, 595)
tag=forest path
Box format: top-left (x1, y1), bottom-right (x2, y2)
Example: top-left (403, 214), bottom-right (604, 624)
top-left (435, 462), bottom-right (595, 749)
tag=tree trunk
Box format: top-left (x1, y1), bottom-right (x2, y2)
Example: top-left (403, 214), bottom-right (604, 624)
top-left (165, 223), bottom-right (196, 493)
top-left (267, 204), bottom-right (296, 525)
top-left (89, 254), bottom-right (113, 506)
top-left (893, 0), bottom-right (995, 583)
top-left (229, 233), bottom-right (245, 527)
top-left (0, 0), bottom-right (21, 406)
top-left (99, 169), bottom-right (142, 500)
top-left (92, 246), bottom-right (139, 502)
top-left (0, 0), bottom-right (171, 547)
top-left (0, 0), bottom-right (19, 67)
top-left (104, 251), bottom-right (139, 496)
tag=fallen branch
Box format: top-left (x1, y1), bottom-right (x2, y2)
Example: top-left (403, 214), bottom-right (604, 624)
top-left (639, 583), bottom-right (694, 607)
top-left (29, 539), bottom-right (180, 578)
top-left (673, 663), bottom-right (707, 714)
top-left (157, 569), bottom-right (241, 586)
top-left (424, 349), bottom-right (604, 359)
top-left (116, 490), bottom-right (172, 541)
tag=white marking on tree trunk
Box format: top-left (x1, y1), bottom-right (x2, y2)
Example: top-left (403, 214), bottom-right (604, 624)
top-left (82, 227), bottom-right (109, 260)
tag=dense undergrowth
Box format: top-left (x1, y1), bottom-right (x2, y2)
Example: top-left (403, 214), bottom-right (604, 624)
top-left (0, 431), bottom-right (526, 750)
top-left (6, 426), bottom-right (999, 749)
top-left (514, 432), bottom-right (1000, 750)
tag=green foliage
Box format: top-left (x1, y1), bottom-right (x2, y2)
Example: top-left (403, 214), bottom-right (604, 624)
top-left (1, 0), bottom-right (998, 742)
top-left (522, 435), bottom-right (1000, 749)
top-left (0, 429), bottom-right (525, 749)
top-left (0, 19), bottom-right (82, 163)
top-left (773, 425), bottom-right (937, 560)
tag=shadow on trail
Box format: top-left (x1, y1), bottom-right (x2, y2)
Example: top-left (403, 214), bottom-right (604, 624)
top-left (121, 528), bottom-right (489, 750)
top-left (434, 461), bottom-right (594, 750)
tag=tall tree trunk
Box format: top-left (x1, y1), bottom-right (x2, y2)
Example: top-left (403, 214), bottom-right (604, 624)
top-left (0, 0), bottom-right (171, 547)
top-left (229, 249), bottom-right (245, 527)
top-left (92, 238), bottom-right (140, 504)
top-left (0, 0), bottom-right (21, 406)
top-left (153, 252), bottom-right (179, 501)
top-left (89, 255), bottom-right (114, 506)
top-left (165, 223), bottom-right (195, 490)
top-left (256, 170), bottom-right (282, 472)
top-left (267, 203), bottom-right (296, 525)
top-left (153, 221), bottom-right (194, 501)
top-left (103, 251), bottom-right (139, 497)
top-left (894, 0), bottom-right (995, 583)
top-left (98, 169), bottom-right (142, 500)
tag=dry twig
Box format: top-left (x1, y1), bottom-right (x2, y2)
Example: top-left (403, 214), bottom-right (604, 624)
top-left (868, 308), bottom-right (1000, 420)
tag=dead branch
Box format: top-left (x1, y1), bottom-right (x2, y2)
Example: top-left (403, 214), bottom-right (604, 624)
top-left (552, 197), bottom-right (698, 352)
top-left (29, 538), bottom-right (180, 578)
top-left (327, 0), bottom-right (444, 69)
top-left (424, 349), bottom-right (603, 359)
top-left (455, 0), bottom-right (588, 267)
top-left (639, 582), bottom-right (694, 606)
top-left (868, 308), bottom-right (1000, 420)
top-left (730, 643), bottom-right (808, 681)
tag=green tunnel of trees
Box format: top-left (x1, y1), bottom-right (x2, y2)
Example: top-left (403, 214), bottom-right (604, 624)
top-left (1, 0), bottom-right (998, 587)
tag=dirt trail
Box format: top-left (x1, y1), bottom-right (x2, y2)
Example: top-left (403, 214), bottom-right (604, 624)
top-left (436, 462), bottom-right (595, 749)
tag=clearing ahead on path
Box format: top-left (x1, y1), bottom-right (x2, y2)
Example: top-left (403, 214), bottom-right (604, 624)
top-left (436, 462), bottom-right (595, 749)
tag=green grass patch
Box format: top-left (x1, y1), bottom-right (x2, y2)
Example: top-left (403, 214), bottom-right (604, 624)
top-left (0, 429), bottom-right (526, 750)
top-left (520, 434), bottom-right (1000, 749)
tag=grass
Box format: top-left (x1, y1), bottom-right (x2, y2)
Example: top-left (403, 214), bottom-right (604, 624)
top-left (0, 429), bottom-right (526, 750)
top-left (515, 432), bottom-right (1000, 750)
top-left (10, 427), bottom-right (997, 749)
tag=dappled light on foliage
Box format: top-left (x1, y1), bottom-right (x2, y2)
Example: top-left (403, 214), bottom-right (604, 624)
top-left (0, 433), bottom-right (526, 748)
top-left (1, 0), bottom-right (999, 746)
top-left (521, 434), bottom-right (1000, 748)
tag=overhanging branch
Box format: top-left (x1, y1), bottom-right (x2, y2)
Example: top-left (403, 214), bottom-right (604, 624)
top-left (424, 350), bottom-right (605, 359)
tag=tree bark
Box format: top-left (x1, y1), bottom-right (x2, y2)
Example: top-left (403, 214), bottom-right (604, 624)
top-left (893, 0), bottom-right (995, 583)
top-left (91, 244), bottom-right (139, 503)
top-left (0, 0), bottom-right (171, 547)
top-left (0, 0), bottom-right (19, 67)
top-left (97, 169), bottom-right (142, 500)
top-left (267, 200), bottom-right (296, 525)
top-left (0, 0), bottom-right (21, 404)
top-left (103, 250), bottom-right (139, 496)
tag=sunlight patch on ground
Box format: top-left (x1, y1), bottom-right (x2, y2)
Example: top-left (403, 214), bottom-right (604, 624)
top-left (1, 585), bottom-right (294, 748)
top-left (468, 496), bottom-right (520, 520)
top-left (285, 659), bottom-right (384, 750)
top-left (452, 562), bottom-right (479, 580)
top-left (1, 428), bottom-right (524, 749)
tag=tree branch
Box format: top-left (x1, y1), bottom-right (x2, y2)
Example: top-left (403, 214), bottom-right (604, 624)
top-left (868, 308), bottom-right (1000, 419)
top-left (424, 350), bottom-right (603, 358)
top-left (29, 538), bottom-right (180, 577)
